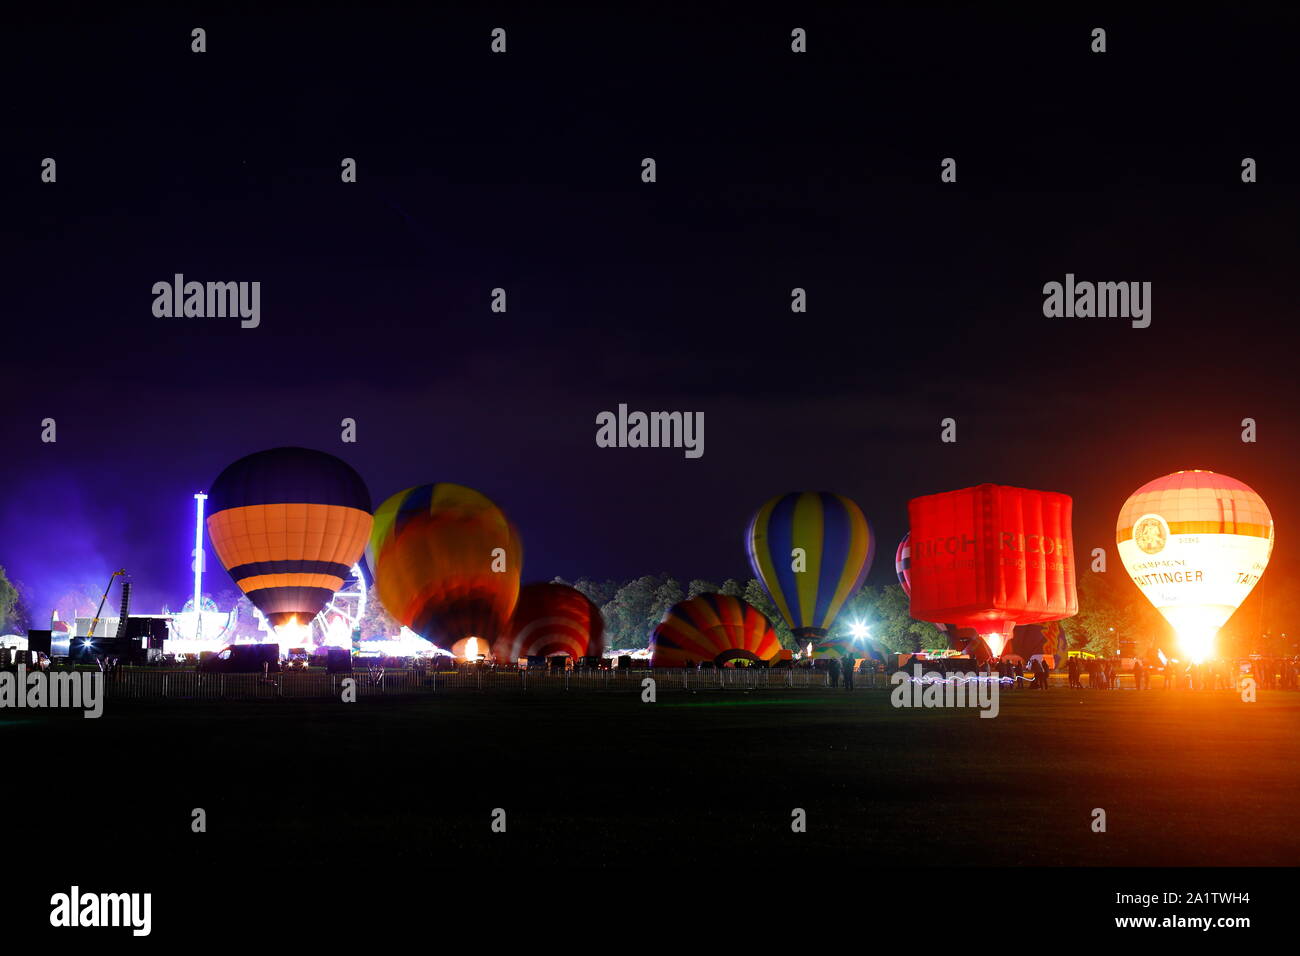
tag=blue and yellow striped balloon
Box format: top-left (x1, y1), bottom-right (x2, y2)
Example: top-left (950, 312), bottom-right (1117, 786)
top-left (745, 491), bottom-right (874, 638)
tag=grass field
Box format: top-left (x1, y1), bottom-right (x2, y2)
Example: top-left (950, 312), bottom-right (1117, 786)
top-left (10, 686), bottom-right (1299, 869)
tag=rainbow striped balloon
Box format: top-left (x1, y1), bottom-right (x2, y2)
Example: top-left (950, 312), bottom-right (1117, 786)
top-left (745, 491), bottom-right (874, 639)
top-left (651, 594), bottom-right (781, 667)
top-left (812, 637), bottom-right (858, 660)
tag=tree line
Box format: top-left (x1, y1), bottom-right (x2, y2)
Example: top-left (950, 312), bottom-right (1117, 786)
top-left (5, 560), bottom-right (1292, 659)
top-left (553, 574), bottom-right (947, 654)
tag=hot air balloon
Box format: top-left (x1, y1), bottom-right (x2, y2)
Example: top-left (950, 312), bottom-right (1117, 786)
top-left (493, 582), bottom-right (604, 662)
top-left (907, 484), bottom-right (1077, 659)
top-left (368, 483), bottom-right (522, 650)
top-left (651, 593), bottom-right (782, 667)
top-left (206, 447), bottom-right (373, 633)
top-left (897, 531), bottom-right (951, 640)
top-left (895, 532), bottom-right (912, 594)
top-left (746, 492), bottom-right (874, 652)
top-left (1117, 470), bottom-right (1273, 663)
top-left (1009, 621), bottom-right (1060, 663)
top-left (812, 636), bottom-right (859, 660)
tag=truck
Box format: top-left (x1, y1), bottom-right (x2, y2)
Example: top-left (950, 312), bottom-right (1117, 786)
top-left (198, 643), bottom-right (282, 674)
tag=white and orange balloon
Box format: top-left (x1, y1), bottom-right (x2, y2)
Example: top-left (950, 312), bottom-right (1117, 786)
top-left (1117, 470), bottom-right (1274, 662)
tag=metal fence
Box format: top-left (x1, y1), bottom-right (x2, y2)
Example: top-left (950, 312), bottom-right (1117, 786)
top-left (99, 666), bottom-right (882, 701)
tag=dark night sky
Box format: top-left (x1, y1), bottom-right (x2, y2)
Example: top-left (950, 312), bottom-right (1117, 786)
top-left (3, 4), bottom-right (1298, 623)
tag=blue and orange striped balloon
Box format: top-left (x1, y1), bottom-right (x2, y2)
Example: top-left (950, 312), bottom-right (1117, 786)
top-left (207, 447), bottom-right (373, 629)
top-left (745, 491), bottom-right (874, 638)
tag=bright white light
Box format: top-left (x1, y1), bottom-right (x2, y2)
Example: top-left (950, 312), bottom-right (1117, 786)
top-left (983, 631), bottom-right (1008, 658)
top-left (272, 616), bottom-right (315, 658)
top-left (1175, 623), bottom-right (1217, 665)
top-left (193, 493), bottom-right (208, 639)
top-left (849, 620), bottom-right (870, 641)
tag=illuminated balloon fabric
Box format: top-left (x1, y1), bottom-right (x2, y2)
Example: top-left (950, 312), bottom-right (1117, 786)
top-left (493, 583), bottom-right (604, 661)
top-left (907, 484), bottom-right (1077, 656)
top-left (896, 533), bottom-right (950, 635)
top-left (895, 533), bottom-right (912, 595)
top-left (206, 447), bottom-right (373, 628)
top-left (746, 492), bottom-right (874, 639)
top-left (369, 484), bottom-right (522, 648)
top-left (813, 637), bottom-right (859, 660)
top-left (1116, 470), bottom-right (1273, 659)
top-left (650, 594), bottom-right (781, 667)
top-left (1010, 622), bottom-right (1061, 659)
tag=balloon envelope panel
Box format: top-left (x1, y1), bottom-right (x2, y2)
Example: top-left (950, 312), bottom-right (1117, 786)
top-left (494, 582), bottom-right (604, 660)
top-left (907, 484), bottom-right (1077, 634)
top-left (745, 491), bottom-right (874, 637)
top-left (206, 447), bottom-right (373, 627)
top-left (813, 637), bottom-right (859, 660)
top-left (369, 483), bottom-right (522, 648)
top-left (651, 594), bottom-right (781, 666)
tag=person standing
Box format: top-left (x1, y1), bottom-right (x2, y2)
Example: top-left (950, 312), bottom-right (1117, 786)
top-left (843, 656), bottom-right (855, 691)
top-left (827, 656), bottom-right (840, 689)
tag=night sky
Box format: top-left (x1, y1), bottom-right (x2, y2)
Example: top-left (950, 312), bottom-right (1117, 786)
top-left (4, 4), bottom-right (1298, 624)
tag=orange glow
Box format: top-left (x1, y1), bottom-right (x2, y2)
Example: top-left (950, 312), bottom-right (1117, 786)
top-left (450, 635), bottom-right (489, 661)
top-left (982, 631), bottom-right (1008, 658)
top-left (273, 615), bottom-right (313, 651)
top-left (1175, 623), bottom-right (1217, 664)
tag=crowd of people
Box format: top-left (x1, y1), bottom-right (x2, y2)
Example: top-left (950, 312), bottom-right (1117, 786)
top-left (1057, 654), bottom-right (1300, 691)
top-left (819, 652), bottom-right (1300, 692)
top-left (1067, 655), bottom-right (1124, 689)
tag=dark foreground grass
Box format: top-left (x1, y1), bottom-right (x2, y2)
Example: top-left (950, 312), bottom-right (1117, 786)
top-left (10, 687), bottom-right (1299, 869)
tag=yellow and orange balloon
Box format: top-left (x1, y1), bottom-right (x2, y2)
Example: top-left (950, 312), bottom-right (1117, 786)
top-left (368, 483), bottom-right (522, 651)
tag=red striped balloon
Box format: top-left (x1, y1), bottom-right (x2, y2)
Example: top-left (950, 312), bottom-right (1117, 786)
top-left (651, 594), bottom-right (782, 667)
top-left (897, 531), bottom-right (947, 635)
top-left (895, 533), bottom-right (912, 596)
top-left (493, 583), bottom-right (604, 661)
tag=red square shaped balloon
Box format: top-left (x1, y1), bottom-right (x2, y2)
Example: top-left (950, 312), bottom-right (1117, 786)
top-left (907, 484), bottom-right (1078, 642)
